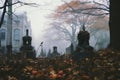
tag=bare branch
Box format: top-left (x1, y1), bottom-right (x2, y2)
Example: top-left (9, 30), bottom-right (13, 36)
top-left (61, 0), bottom-right (76, 12)
top-left (93, 0), bottom-right (109, 8)
top-left (93, 0), bottom-right (109, 11)
top-left (59, 0), bottom-right (109, 17)
top-left (0, 1), bottom-right (40, 9)
top-left (81, 12), bottom-right (109, 16)
top-left (59, 6), bottom-right (109, 17)
top-left (53, 22), bottom-right (72, 37)
top-left (17, 1), bottom-right (40, 7)
top-left (0, 1), bottom-right (19, 9)
top-left (0, 0), bottom-right (7, 28)
top-left (0, 0), bottom-right (40, 28)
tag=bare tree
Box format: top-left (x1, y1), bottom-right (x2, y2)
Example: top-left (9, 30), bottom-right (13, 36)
top-left (49, 0), bottom-right (97, 49)
top-left (47, 0), bottom-right (110, 51)
top-left (50, 18), bottom-right (78, 49)
top-left (61, 0), bottom-right (109, 16)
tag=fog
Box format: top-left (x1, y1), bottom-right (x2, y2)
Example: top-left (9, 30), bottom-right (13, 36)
top-left (11, 0), bottom-right (109, 56)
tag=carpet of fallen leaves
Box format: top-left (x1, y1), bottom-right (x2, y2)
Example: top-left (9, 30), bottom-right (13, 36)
top-left (0, 48), bottom-right (119, 80)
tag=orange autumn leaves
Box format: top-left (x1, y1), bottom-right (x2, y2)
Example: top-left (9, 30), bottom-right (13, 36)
top-left (54, 0), bottom-right (81, 18)
top-left (53, 0), bottom-right (93, 18)
top-left (49, 68), bottom-right (64, 79)
top-left (57, 0), bottom-right (80, 11)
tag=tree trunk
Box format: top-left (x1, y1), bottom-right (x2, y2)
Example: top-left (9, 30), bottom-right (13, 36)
top-left (109, 0), bottom-right (120, 49)
top-left (7, 0), bottom-right (12, 56)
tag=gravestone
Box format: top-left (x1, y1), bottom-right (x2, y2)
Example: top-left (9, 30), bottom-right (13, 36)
top-left (72, 31), bottom-right (94, 61)
top-left (50, 46), bottom-right (60, 58)
top-left (66, 43), bottom-right (74, 54)
top-left (20, 29), bottom-right (36, 59)
top-left (47, 49), bottom-right (51, 58)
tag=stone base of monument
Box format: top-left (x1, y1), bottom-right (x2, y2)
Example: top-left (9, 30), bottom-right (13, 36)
top-left (20, 46), bottom-right (36, 59)
top-left (72, 45), bottom-right (94, 61)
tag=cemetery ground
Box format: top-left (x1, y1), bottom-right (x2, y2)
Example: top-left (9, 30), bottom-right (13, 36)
top-left (0, 48), bottom-right (119, 80)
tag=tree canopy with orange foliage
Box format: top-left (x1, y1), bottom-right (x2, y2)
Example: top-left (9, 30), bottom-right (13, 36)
top-left (49, 0), bottom-right (109, 50)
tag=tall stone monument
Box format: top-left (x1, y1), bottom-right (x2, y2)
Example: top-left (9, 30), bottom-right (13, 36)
top-left (72, 31), bottom-right (94, 61)
top-left (20, 29), bottom-right (36, 59)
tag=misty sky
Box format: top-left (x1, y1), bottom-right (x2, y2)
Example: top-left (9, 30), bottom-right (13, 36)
top-left (12, 0), bottom-right (108, 56)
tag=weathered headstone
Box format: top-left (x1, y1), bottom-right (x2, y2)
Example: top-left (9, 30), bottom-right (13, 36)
top-left (66, 43), bottom-right (74, 54)
top-left (48, 46), bottom-right (60, 58)
top-left (47, 49), bottom-right (52, 58)
top-left (20, 29), bottom-right (36, 59)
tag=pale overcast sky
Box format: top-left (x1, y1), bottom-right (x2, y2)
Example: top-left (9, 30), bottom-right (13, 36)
top-left (14, 0), bottom-right (63, 36)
